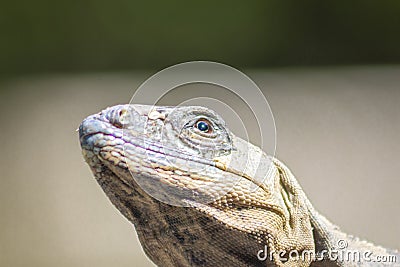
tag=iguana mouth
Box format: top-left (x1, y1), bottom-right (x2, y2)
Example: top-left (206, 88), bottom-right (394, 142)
top-left (79, 111), bottom-right (218, 170)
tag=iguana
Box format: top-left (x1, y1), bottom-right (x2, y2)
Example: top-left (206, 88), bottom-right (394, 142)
top-left (79, 104), bottom-right (399, 266)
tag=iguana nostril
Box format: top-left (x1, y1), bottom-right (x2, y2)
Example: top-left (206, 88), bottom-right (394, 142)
top-left (119, 108), bottom-right (127, 117)
top-left (106, 106), bottom-right (132, 128)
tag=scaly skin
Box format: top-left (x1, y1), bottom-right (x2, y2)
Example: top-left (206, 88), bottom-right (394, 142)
top-left (79, 104), bottom-right (399, 267)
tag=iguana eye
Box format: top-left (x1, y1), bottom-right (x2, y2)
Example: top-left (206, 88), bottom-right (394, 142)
top-left (195, 119), bottom-right (212, 133)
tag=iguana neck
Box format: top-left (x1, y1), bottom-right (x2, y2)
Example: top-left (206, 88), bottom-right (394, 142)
top-left (273, 159), bottom-right (399, 266)
top-left (309, 208), bottom-right (400, 267)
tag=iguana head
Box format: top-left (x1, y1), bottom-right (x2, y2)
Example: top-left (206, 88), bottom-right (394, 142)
top-left (79, 104), bottom-right (315, 267)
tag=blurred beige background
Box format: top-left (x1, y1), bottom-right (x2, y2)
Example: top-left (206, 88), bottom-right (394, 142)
top-left (0, 67), bottom-right (399, 267)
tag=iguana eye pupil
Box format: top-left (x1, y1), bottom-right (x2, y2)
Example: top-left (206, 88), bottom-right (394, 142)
top-left (196, 120), bottom-right (211, 133)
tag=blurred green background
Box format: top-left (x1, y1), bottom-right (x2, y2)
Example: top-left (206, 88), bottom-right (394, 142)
top-left (1, 0), bottom-right (400, 77)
